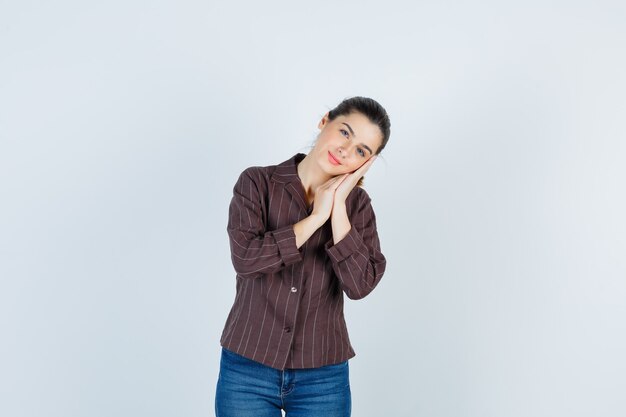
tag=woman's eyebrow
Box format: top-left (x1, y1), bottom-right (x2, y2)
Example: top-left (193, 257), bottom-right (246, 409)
top-left (341, 122), bottom-right (355, 137)
top-left (342, 122), bottom-right (372, 154)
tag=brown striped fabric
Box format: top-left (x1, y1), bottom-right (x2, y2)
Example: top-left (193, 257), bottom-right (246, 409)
top-left (219, 153), bottom-right (386, 370)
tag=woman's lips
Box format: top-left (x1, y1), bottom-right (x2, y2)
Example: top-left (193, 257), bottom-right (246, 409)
top-left (328, 151), bottom-right (342, 165)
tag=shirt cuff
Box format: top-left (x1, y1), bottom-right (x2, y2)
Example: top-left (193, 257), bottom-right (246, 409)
top-left (324, 227), bottom-right (362, 263)
top-left (273, 225), bottom-right (303, 266)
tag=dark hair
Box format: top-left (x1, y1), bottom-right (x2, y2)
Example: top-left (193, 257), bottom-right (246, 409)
top-left (327, 96), bottom-right (391, 155)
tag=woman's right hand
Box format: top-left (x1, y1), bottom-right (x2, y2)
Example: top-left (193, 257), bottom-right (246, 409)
top-left (310, 174), bottom-right (349, 223)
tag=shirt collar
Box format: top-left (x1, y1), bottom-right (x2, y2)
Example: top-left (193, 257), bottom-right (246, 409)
top-left (270, 153), bottom-right (307, 184)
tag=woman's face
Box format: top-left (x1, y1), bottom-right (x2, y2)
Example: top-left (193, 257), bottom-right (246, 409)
top-left (313, 111), bottom-right (383, 175)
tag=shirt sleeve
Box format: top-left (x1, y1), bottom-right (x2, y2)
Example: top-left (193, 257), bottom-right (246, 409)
top-left (324, 191), bottom-right (387, 300)
top-left (227, 168), bottom-right (303, 279)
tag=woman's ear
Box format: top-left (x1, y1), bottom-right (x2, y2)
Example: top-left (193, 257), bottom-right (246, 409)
top-left (317, 112), bottom-right (330, 130)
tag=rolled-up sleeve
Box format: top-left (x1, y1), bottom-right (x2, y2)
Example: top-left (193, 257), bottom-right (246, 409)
top-left (227, 168), bottom-right (302, 279)
top-left (324, 192), bottom-right (386, 300)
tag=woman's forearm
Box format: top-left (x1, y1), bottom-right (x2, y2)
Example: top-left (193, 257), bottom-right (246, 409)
top-left (293, 214), bottom-right (326, 249)
top-left (330, 202), bottom-right (351, 244)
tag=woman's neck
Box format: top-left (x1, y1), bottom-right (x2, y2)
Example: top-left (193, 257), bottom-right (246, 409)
top-left (296, 152), bottom-right (332, 203)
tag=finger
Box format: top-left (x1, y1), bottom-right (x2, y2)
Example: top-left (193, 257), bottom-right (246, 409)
top-left (327, 174), bottom-right (347, 188)
top-left (321, 174), bottom-right (343, 184)
top-left (326, 174), bottom-right (346, 183)
top-left (331, 174), bottom-right (350, 189)
top-left (329, 175), bottom-right (348, 187)
top-left (354, 155), bottom-right (376, 174)
top-left (351, 160), bottom-right (374, 178)
top-left (319, 175), bottom-right (347, 191)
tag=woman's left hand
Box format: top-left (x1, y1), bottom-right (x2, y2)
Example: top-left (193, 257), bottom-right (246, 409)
top-left (333, 156), bottom-right (377, 204)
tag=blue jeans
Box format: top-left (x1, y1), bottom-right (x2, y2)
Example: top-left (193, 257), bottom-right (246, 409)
top-left (215, 347), bottom-right (351, 417)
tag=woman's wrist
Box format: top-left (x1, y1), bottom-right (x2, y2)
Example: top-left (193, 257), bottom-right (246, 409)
top-left (332, 201), bottom-right (347, 214)
top-left (294, 213), bottom-right (326, 248)
top-left (307, 212), bottom-right (328, 229)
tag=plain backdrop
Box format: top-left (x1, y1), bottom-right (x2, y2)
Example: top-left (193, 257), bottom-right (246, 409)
top-left (1, 1), bottom-right (625, 416)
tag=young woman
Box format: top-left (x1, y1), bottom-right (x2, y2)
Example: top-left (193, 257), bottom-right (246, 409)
top-left (215, 96), bottom-right (391, 417)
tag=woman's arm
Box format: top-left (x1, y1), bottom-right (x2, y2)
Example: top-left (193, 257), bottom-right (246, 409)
top-left (293, 214), bottom-right (326, 249)
top-left (228, 167), bottom-right (351, 278)
top-left (325, 191), bottom-right (386, 300)
top-left (227, 168), bottom-right (304, 279)
top-left (325, 156), bottom-right (386, 299)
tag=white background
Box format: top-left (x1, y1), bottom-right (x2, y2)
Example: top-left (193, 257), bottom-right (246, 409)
top-left (1, 1), bottom-right (625, 416)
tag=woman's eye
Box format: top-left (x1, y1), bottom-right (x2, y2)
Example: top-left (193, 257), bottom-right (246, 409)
top-left (357, 148), bottom-right (365, 157)
top-left (340, 129), bottom-right (349, 138)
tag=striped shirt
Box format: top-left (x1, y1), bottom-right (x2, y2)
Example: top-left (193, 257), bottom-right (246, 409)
top-left (219, 152), bottom-right (386, 370)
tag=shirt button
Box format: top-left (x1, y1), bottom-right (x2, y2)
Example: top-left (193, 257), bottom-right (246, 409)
top-left (284, 327), bottom-right (291, 333)
top-left (291, 287), bottom-right (297, 293)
